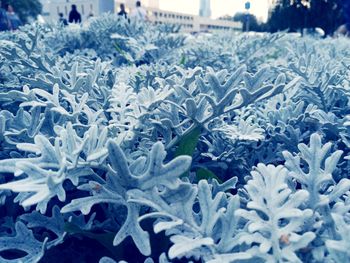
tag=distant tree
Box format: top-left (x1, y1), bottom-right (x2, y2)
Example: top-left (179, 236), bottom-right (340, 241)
top-left (308, 0), bottom-right (343, 35)
top-left (267, 0), bottom-right (344, 35)
top-left (2, 0), bottom-right (42, 24)
top-left (267, 1), bottom-right (308, 33)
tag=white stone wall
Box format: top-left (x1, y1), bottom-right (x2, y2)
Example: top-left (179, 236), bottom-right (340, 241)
top-left (147, 7), bottom-right (241, 33)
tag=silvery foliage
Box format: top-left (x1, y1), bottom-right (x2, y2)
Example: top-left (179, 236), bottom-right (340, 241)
top-left (0, 13), bottom-right (350, 262)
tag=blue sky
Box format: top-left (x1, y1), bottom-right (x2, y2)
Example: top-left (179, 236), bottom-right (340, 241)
top-left (159, 0), bottom-right (270, 21)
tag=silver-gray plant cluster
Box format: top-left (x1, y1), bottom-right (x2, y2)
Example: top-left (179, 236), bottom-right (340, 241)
top-left (0, 14), bottom-right (350, 263)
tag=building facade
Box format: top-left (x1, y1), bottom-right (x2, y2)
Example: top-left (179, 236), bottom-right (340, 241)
top-left (117, 0), bottom-right (159, 9)
top-left (119, 1), bottom-right (241, 33)
top-left (148, 7), bottom-right (241, 33)
top-left (40, 0), bottom-right (115, 22)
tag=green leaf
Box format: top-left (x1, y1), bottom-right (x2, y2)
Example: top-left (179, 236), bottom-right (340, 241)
top-left (174, 125), bottom-right (202, 178)
top-left (114, 42), bottom-right (133, 65)
top-left (64, 222), bottom-right (121, 260)
top-left (174, 125), bottom-right (202, 158)
top-left (180, 54), bottom-right (186, 65)
top-left (114, 42), bottom-right (124, 54)
top-left (196, 168), bottom-right (222, 183)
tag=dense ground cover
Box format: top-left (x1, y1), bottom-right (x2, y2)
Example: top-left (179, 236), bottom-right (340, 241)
top-left (0, 14), bottom-right (350, 263)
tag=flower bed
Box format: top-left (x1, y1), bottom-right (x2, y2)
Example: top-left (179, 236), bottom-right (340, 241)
top-left (0, 15), bottom-right (350, 263)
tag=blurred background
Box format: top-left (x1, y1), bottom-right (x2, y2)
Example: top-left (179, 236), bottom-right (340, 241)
top-left (1, 0), bottom-right (349, 36)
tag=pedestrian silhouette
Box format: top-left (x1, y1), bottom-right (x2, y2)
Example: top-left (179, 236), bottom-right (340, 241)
top-left (344, 0), bottom-right (350, 32)
top-left (118, 4), bottom-right (127, 19)
top-left (6, 4), bottom-right (21, 30)
top-left (0, 0), bottom-right (9, 31)
top-left (130, 1), bottom-right (148, 21)
top-left (58, 12), bottom-right (68, 26)
top-left (335, 0), bottom-right (350, 36)
top-left (69, 4), bottom-right (81, 23)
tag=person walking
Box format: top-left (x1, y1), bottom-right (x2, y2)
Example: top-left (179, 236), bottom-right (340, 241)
top-left (130, 1), bottom-right (148, 21)
top-left (69, 4), bottom-right (81, 23)
top-left (6, 4), bottom-right (21, 30)
top-left (58, 12), bottom-right (68, 26)
top-left (0, 1), bottom-right (9, 31)
top-left (344, 0), bottom-right (350, 32)
top-left (335, 0), bottom-right (350, 37)
top-left (118, 4), bottom-right (128, 19)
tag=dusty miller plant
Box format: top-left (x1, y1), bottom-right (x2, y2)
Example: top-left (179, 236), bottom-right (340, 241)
top-left (0, 14), bottom-right (350, 263)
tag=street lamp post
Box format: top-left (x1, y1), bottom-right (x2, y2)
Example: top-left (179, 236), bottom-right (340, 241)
top-left (245, 1), bottom-right (250, 32)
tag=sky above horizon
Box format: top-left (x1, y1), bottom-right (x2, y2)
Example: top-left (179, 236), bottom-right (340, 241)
top-left (159, 0), bottom-right (270, 22)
